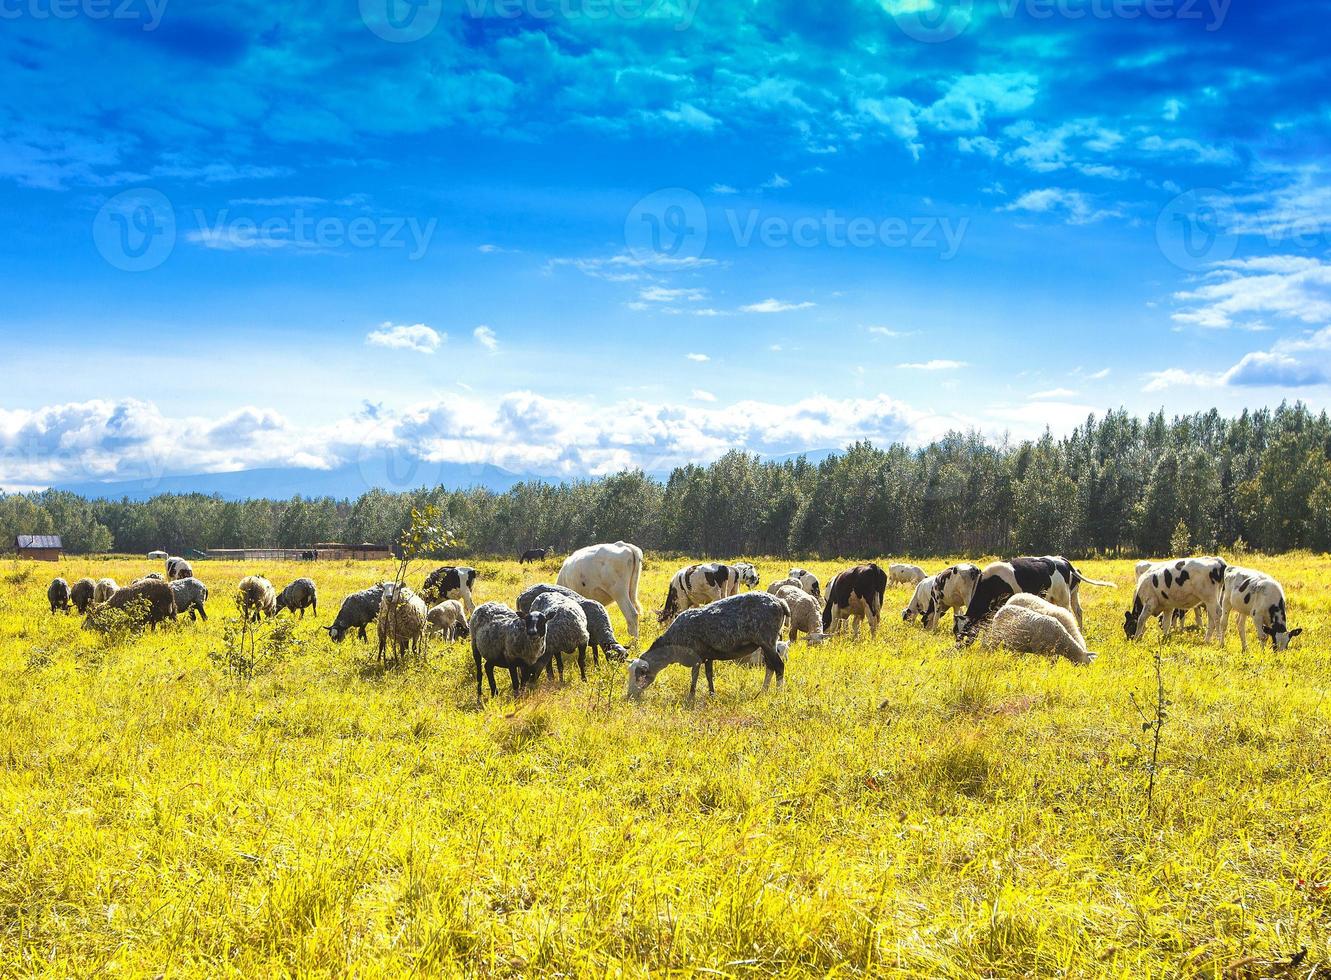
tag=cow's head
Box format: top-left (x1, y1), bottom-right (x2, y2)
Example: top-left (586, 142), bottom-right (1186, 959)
top-left (1122, 598), bottom-right (1144, 640)
top-left (1261, 602), bottom-right (1301, 651)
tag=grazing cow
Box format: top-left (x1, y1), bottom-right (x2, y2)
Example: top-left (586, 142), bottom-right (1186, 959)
top-left (1219, 566), bottom-right (1301, 652)
top-left (733, 562), bottom-right (760, 589)
top-left (658, 562), bottom-right (747, 624)
top-left (556, 541), bottom-right (645, 643)
top-left (958, 556), bottom-right (1115, 640)
top-left (821, 563), bottom-right (889, 638)
top-left (921, 562), bottom-right (983, 634)
top-left (519, 546), bottom-right (553, 564)
top-left (888, 563), bottom-right (927, 587)
top-left (1136, 559), bottom-right (1207, 629)
top-left (1123, 557), bottom-right (1227, 643)
top-left (902, 575), bottom-right (936, 623)
top-left (788, 568), bottom-right (821, 600)
top-left (421, 566), bottom-right (478, 614)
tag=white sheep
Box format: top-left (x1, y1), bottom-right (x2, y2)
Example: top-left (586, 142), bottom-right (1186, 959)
top-left (981, 593), bottom-right (1097, 665)
top-left (93, 578), bottom-right (118, 604)
top-left (426, 599), bottom-right (469, 641)
top-left (888, 563), bottom-right (927, 587)
top-left (237, 575), bottom-right (278, 621)
top-left (377, 586), bottom-right (428, 664)
top-left (772, 584), bottom-right (825, 645)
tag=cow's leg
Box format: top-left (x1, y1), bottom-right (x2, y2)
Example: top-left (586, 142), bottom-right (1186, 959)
top-left (868, 600), bottom-right (881, 638)
top-left (1220, 605), bottom-right (1231, 647)
top-left (616, 587), bottom-right (641, 645)
top-left (1204, 600), bottom-right (1222, 643)
top-left (1236, 613), bottom-right (1249, 652)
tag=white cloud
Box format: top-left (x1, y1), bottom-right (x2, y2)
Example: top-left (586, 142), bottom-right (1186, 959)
top-left (691, 389), bottom-right (717, 402)
top-left (867, 326), bottom-right (916, 338)
top-left (686, 352), bottom-right (710, 362)
top-left (921, 73), bottom-right (1038, 133)
top-left (1144, 350), bottom-right (1328, 393)
top-left (760, 173), bottom-right (791, 190)
top-left (1171, 256), bottom-right (1331, 330)
top-left (898, 359), bottom-right (966, 371)
top-left (1087, 368), bottom-right (1111, 380)
top-left (1002, 187), bottom-right (1120, 225)
top-left (1028, 388), bottom-right (1079, 400)
top-left (660, 102), bottom-right (719, 131)
top-left (639, 285), bottom-right (706, 303)
top-left (366, 322), bottom-right (443, 354)
top-left (740, 298), bottom-right (816, 313)
top-left (710, 183), bottom-right (738, 195)
top-left (473, 325), bottom-right (499, 352)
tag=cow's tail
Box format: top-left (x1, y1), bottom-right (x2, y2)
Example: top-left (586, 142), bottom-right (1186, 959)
top-left (1075, 573), bottom-right (1117, 588)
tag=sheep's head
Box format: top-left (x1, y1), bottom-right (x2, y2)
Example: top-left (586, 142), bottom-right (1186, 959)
top-left (523, 610), bottom-right (548, 638)
top-left (325, 625), bottom-right (345, 642)
top-left (625, 657), bottom-right (655, 699)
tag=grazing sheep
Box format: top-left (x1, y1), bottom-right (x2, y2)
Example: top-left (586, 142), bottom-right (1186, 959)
top-left (237, 576), bottom-right (278, 622)
top-left (519, 546), bottom-right (553, 564)
top-left (888, 563), bottom-right (927, 587)
top-left (470, 601), bottom-right (550, 701)
top-left (136, 572), bottom-right (165, 582)
top-left (70, 578), bottom-right (96, 614)
top-left (531, 591), bottom-right (592, 682)
top-left (901, 575), bottom-right (937, 623)
top-left (166, 557), bottom-right (194, 581)
top-left (47, 578), bottom-right (71, 614)
top-left (275, 578), bottom-right (318, 618)
top-left (981, 593), bottom-right (1096, 665)
top-left (93, 578), bottom-right (118, 604)
top-left (377, 586), bottom-right (428, 664)
top-left (426, 599), bottom-right (470, 641)
top-left (169, 577), bottom-right (209, 622)
top-left (325, 584), bottom-right (389, 642)
top-left (1220, 566), bottom-right (1302, 652)
top-left (627, 591), bottom-right (790, 700)
top-left (772, 584), bottom-right (825, 645)
top-left (788, 568), bottom-right (821, 600)
top-left (83, 580), bottom-right (177, 632)
top-left (517, 583), bottom-right (628, 663)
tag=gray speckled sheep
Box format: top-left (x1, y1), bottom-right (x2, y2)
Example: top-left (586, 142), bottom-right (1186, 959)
top-left (982, 593), bottom-right (1096, 665)
top-left (531, 591), bottom-right (591, 682)
top-left (276, 578), bottom-right (318, 618)
top-left (325, 583), bottom-right (389, 642)
top-left (70, 578), bottom-right (96, 614)
top-left (169, 577), bottom-right (209, 621)
top-left (470, 601), bottom-right (549, 701)
top-left (48, 578), bottom-right (71, 614)
top-left (238, 576), bottom-right (277, 621)
top-left (627, 591), bottom-right (789, 700)
top-left (377, 586), bottom-right (428, 664)
top-left (517, 583), bottom-right (628, 663)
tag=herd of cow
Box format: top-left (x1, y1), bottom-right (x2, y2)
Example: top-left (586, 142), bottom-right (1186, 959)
top-left (38, 543), bottom-right (1302, 702)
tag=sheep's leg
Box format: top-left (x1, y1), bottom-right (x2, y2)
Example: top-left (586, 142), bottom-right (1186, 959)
top-left (689, 664), bottom-right (701, 700)
top-left (507, 666), bottom-right (521, 695)
top-left (704, 659), bottom-right (715, 695)
top-left (554, 651), bottom-right (565, 683)
top-left (760, 645), bottom-right (785, 690)
top-left (577, 645), bottom-right (588, 682)
top-left (590, 643), bottom-right (600, 667)
top-left (474, 648), bottom-right (485, 702)
top-left (790, 626), bottom-right (800, 645)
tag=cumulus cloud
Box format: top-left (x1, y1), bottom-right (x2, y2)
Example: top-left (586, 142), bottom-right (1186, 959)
top-left (1002, 188), bottom-right (1120, 225)
top-left (740, 298), bottom-right (815, 313)
top-left (920, 73), bottom-right (1038, 133)
top-left (685, 352), bottom-right (710, 362)
top-left (691, 389), bottom-right (717, 402)
top-left (366, 322), bottom-right (443, 354)
top-left (1171, 257), bottom-right (1331, 330)
top-left (473, 325), bottom-right (499, 352)
top-left (1144, 350), bottom-right (1328, 392)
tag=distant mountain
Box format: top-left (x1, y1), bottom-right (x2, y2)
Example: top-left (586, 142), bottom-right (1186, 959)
top-left (760, 449), bottom-right (839, 466)
top-left (56, 458), bottom-right (527, 502)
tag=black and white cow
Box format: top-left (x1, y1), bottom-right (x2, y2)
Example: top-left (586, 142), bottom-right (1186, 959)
top-left (821, 563), bottom-right (889, 638)
top-left (658, 562), bottom-right (747, 624)
top-left (1123, 556), bottom-right (1227, 643)
top-left (787, 568), bottom-right (821, 600)
top-left (1219, 565), bottom-right (1301, 651)
top-left (421, 565), bottom-right (479, 615)
top-left (918, 562), bottom-right (983, 634)
top-left (958, 556), bottom-right (1114, 641)
top-left (519, 546), bottom-right (553, 564)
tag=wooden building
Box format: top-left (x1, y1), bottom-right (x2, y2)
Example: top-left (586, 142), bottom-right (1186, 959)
top-left (15, 535), bottom-right (63, 562)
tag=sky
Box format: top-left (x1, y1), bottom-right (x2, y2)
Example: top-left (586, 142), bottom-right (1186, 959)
top-left (1, 0), bottom-right (1329, 491)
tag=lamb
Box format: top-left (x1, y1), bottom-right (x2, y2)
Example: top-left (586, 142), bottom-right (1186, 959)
top-left (325, 583), bottom-right (390, 642)
top-left (1219, 566), bottom-right (1302, 652)
top-left (771, 584), bottom-right (825, 645)
top-left (93, 578), bottom-right (119, 604)
top-left (901, 575), bottom-right (936, 623)
top-left (275, 578), bottom-right (318, 618)
top-left (530, 591), bottom-right (592, 682)
top-left (83, 579), bottom-right (177, 632)
top-left (47, 578), bottom-right (71, 614)
top-left (981, 593), bottom-right (1097, 665)
top-left (70, 578), bottom-right (96, 614)
top-left (788, 568), bottom-right (821, 600)
top-left (168, 577), bottom-right (209, 621)
top-left (377, 586), bottom-right (428, 664)
top-left (166, 557), bottom-right (194, 581)
top-left (469, 601), bottom-right (549, 701)
top-left (767, 577), bottom-right (821, 606)
top-left (426, 599), bottom-right (470, 641)
top-left (627, 591), bottom-right (790, 700)
top-left (237, 575), bottom-right (278, 622)
top-left (888, 563), bottom-right (927, 587)
top-left (517, 583), bottom-right (628, 663)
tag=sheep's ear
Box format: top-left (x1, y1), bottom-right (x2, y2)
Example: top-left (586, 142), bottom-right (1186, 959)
top-left (1289, 628), bottom-right (1303, 638)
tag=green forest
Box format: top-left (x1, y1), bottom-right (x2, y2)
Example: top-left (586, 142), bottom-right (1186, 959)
top-left (5, 404), bottom-right (1331, 559)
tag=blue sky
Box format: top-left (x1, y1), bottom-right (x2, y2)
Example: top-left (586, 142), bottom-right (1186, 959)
top-left (1, 0), bottom-right (1329, 490)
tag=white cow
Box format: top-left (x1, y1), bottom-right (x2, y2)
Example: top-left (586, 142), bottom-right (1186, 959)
top-left (1123, 556), bottom-right (1227, 643)
top-left (1135, 559), bottom-right (1207, 630)
top-left (901, 575), bottom-right (936, 624)
top-left (922, 562), bottom-right (983, 633)
top-left (1220, 566), bottom-right (1302, 651)
top-left (557, 541), bottom-right (645, 644)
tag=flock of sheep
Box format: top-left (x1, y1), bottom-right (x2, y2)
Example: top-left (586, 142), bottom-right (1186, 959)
top-left (39, 545), bottom-right (1302, 703)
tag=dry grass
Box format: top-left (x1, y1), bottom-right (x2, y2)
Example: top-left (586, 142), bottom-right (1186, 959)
top-left (0, 553), bottom-right (1328, 976)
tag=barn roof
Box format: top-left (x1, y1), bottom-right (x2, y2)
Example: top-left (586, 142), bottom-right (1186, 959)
top-left (16, 534), bottom-right (62, 550)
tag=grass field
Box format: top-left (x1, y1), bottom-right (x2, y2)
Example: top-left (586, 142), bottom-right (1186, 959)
top-left (0, 552), bottom-right (1328, 977)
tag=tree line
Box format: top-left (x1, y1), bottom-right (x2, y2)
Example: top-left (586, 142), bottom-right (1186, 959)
top-left (4, 403), bottom-right (1330, 559)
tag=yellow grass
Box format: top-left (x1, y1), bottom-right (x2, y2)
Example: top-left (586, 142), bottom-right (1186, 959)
top-left (1, 553), bottom-right (1328, 977)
